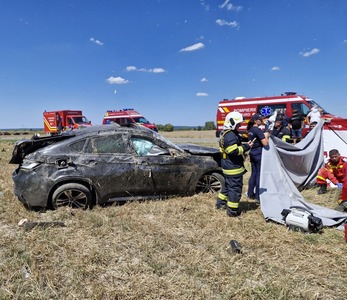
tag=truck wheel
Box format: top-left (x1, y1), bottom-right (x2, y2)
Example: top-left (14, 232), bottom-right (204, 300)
top-left (195, 173), bottom-right (224, 194)
top-left (52, 183), bottom-right (92, 210)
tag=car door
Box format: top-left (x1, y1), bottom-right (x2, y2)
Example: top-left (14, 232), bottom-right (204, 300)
top-left (79, 132), bottom-right (154, 201)
top-left (130, 136), bottom-right (196, 196)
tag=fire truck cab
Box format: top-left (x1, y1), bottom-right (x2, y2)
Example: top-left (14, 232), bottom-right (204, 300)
top-left (102, 109), bottom-right (158, 132)
top-left (43, 110), bottom-right (91, 134)
top-left (216, 92), bottom-right (340, 139)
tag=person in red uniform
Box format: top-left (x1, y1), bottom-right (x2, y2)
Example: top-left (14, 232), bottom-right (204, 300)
top-left (316, 149), bottom-right (345, 195)
top-left (335, 161), bottom-right (347, 212)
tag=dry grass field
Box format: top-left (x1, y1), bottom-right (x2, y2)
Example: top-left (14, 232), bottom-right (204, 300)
top-left (0, 130), bottom-right (346, 299)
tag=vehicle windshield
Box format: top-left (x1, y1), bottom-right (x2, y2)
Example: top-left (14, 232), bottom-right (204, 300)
top-left (133, 117), bottom-right (150, 124)
top-left (151, 130), bottom-right (184, 152)
top-left (306, 100), bottom-right (329, 114)
top-left (73, 116), bottom-right (90, 124)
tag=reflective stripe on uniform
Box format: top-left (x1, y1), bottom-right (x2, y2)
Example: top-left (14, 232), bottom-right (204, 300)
top-left (237, 145), bottom-right (245, 155)
top-left (225, 144), bottom-right (244, 155)
top-left (316, 175), bottom-right (326, 181)
top-left (225, 144), bottom-right (238, 153)
top-left (217, 193), bottom-right (228, 201)
top-left (227, 201), bottom-right (239, 209)
top-left (222, 167), bottom-right (245, 176)
top-left (282, 134), bottom-right (291, 142)
top-left (331, 165), bottom-right (343, 169)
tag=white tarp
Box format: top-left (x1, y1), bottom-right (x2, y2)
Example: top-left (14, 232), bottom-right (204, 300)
top-left (323, 130), bottom-right (347, 158)
top-left (260, 120), bottom-right (347, 228)
top-left (322, 118), bottom-right (347, 158)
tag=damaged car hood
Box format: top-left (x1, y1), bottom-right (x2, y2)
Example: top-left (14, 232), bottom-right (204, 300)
top-left (178, 143), bottom-right (220, 155)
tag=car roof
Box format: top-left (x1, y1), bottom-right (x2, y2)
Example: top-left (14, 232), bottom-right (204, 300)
top-left (9, 124), bottom-right (183, 164)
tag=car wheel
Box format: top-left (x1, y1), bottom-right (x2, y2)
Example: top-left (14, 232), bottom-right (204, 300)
top-left (195, 172), bottom-right (224, 194)
top-left (52, 183), bottom-right (92, 210)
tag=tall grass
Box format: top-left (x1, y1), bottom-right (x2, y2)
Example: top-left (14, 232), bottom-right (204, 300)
top-left (0, 132), bottom-right (346, 299)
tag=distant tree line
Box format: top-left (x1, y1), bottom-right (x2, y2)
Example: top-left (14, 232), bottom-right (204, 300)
top-left (156, 124), bottom-right (174, 132)
top-left (157, 121), bottom-right (216, 132)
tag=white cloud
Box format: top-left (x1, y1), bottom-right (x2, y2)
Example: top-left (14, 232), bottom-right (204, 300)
top-left (200, 0), bottom-right (209, 11)
top-left (126, 66), bottom-right (137, 71)
top-left (89, 37), bottom-right (104, 46)
top-left (196, 92), bottom-right (209, 97)
top-left (271, 66), bottom-right (281, 71)
top-left (219, 0), bottom-right (242, 12)
top-left (106, 76), bottom-right (129, 85)
top-left (300, 48), bottom-right (320, 57)
top-left (151, 68), bottom-right (166, 73)
top-left (125, 66), bottom-right (166, 73)
top-left (216, 19), bottom-right (239, 28)
top-left (201, 77), bottom-right (208, 82)
top-left (179, 42), bottom-right (205, 52)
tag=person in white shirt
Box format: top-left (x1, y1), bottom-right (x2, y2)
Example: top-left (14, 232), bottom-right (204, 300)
top-left (306, 106), bottom-right (322, 124)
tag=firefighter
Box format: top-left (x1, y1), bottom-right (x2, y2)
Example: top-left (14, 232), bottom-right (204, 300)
top-left (271, 117), bottom-right (291, 142)
top-left (56, 113), bottom-right (63, 133)
top-left (246, 113), bottom-right (269, 202)
top-left (335, 175), bottom-right (347, 212)
top-left (316, 149), bottom-right (345, 195)
top-left (216, 112), bottom-right (254, 217)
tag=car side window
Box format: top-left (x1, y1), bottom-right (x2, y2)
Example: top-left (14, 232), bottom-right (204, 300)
top-left (258, 104), bottom-right (286, 117)
top-left (68, 139), bottom-right (87, 152)
top-left (131, 137), bottom-right (154, 156)
top-left (124, 118), bottom-right (133, 125)
top-left (85, 134), bottom-right (127, 154)
top-left (291, 103), bottom-right (310, 116)
top-left (131, 137), bottom-right (169, 156)
top-left (113, 118), bottom-right (121, 125)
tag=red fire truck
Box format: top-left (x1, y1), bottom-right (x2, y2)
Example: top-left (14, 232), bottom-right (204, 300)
top-left (216, 92), bottom-right (346, 139)
top-left (102, 109), bottom-right (158, 131)
top-left (43, 110), bottom-right (91, 134)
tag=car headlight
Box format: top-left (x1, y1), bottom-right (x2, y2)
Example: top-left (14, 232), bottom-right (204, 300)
top-left (20, 161), bottom-right (41, 170)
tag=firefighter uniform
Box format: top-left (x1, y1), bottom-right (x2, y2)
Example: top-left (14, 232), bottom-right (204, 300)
top-left (336, 179), bottom-right (347, 211)
top-left (271, 125), bottom-right (291, 142)
top-left (216, 129), bottom-right (250, 217)
top-left (316, 156), bottom-right (347, 194)
top-left (332, 161), bottom-right (347, 211)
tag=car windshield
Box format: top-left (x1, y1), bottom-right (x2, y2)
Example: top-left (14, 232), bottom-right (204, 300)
top-left (306, 100), bottom-right (329, 114)
top-left (133, 117), bottom-right (150, 124)
top-left (73, 116), bottom-right (89, 124)
top-left (150, 130), bottom-right (183, 152)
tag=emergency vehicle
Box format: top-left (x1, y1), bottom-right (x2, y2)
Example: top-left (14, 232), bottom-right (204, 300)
top-left (43, 110), bottom-right (91, 134)
top-left (102, 109), bottom-right (158, 131)
top-left (216, 92), bottom-right (345, 138)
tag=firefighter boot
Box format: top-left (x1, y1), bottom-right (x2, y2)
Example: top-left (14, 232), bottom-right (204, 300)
top-left (226, 207), bottom-right (241, 217)
top-left (216, 199), bottom-right (227, 210)
top-left (317, 184), bottom-right (327, 195)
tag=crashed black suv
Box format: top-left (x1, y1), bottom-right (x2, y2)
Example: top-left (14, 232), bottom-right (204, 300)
top-left (10, 124), bottom-right (223, 210)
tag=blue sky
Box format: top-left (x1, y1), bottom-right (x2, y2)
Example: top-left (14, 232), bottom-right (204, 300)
top-left (1, 0), bottom-right (347, 129)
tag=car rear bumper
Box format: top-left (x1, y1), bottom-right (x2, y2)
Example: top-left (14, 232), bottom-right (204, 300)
top-left (12, 169), bottom-right (51, 208)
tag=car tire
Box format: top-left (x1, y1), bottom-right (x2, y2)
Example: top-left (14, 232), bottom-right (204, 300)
top-left (195, 172), bottom-right (224, 194)
top-left (52, 183), bottom-right (92, 210)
